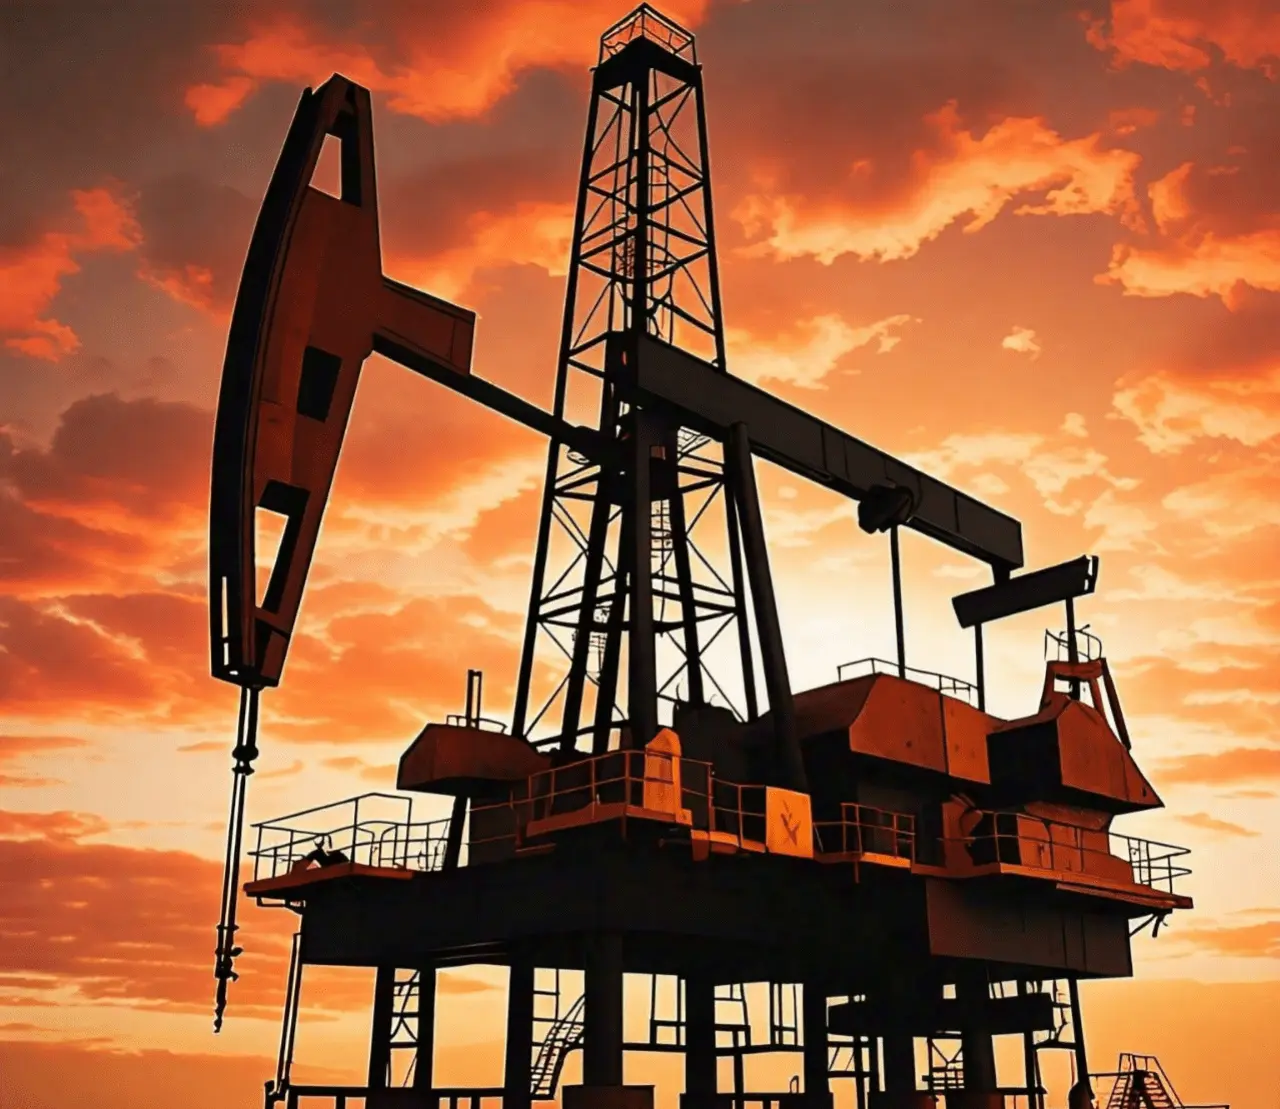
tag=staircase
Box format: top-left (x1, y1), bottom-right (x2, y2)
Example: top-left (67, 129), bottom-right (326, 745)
top-left (1102, 1055), bottom-right (1179, 1109)
top-left (530, 993), bottom-right (585, 1099)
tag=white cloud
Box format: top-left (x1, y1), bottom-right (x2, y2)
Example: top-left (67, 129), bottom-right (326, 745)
top-left (1001, 325), bottom-right (1042, 359)
top-left (727, 313), bottom-right (916, 389)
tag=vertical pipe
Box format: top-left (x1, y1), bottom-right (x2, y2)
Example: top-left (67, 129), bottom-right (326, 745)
top-left (368, 966), bottom-right (397, 1089)
top-left (803, 985), bottom-right (830, 1108)
top-left (974, 623), bottom-right (986, 711)
top-left (1065, 596), bottom-right (1081, 701)
top-left (414, 967), bottom-right (437, 1092)
top-left (505, 958), bottom-right (535, 1109)
top-left (727, 423), bottom-right (806, 793)
top-left (629, 412), bottom-right (658, 747)
top-left (685, 974), bottom-right (718, 1100)
top-left (584, 932), bottom-right (626, 1087)
top-left (890, 525), bottom-right (906, 679)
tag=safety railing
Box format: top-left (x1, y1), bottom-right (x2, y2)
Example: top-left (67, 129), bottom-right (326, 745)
top-left (250, 793), bottom-right (455, 883)
top-left (282, 1085), bottom-right (505, 1109)
top-left (600, 4), bottom-right (696, 63)
top-left (815, 803), bottom-right (916, 862)
top-left (443, 714), bottom-right (508, 733)
top-left (960, 811), bottom-right (1191, 895)
top-left (836, 657), bottom-right (979, 705)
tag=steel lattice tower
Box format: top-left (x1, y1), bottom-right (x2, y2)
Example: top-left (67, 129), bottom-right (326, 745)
top-left (512, 6), bottom-right (756, 753)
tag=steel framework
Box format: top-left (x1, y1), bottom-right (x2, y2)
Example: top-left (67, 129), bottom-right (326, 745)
top-left (512, 8), bottom-right (755, 755)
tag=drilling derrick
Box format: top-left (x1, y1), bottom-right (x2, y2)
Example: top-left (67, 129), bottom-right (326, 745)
top-left (514, 8), bottom-right (748, 756)
top-left (201, 7), bottom-right (1227, 1109)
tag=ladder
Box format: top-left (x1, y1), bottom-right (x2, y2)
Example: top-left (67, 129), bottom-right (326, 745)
top-left (530, 993), bottom-right (585, 1098)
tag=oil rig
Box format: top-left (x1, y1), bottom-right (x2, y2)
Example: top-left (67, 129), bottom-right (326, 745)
top-left (205, 8), bottom-right (1222, 1109)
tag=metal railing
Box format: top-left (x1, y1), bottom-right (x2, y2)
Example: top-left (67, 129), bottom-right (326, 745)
top-left (836, 657), bottom-right (979, 705)
top-left (815, 803), bottom-right (916, 862)
top-left (600, 3), bottom-right (696, 62)
top-left (443, 714), bottom-right (508, 733)
top-left (283, 1086), bottom-right (505, 1109)
top-left (250, 793), bottom-right (455, 884)
top-left (961, 811), bottom-right (1191, 894)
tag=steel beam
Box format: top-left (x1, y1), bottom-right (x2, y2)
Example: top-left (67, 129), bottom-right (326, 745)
top-left (614, 333), bottom-right (1024, 571)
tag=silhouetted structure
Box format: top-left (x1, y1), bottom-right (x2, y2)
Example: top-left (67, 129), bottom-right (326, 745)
top-left (205, 8), bottom-right (1222, 1109)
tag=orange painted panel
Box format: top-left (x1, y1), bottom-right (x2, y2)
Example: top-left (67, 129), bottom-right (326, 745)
top-left (847, 676), bottom-right (947, 773)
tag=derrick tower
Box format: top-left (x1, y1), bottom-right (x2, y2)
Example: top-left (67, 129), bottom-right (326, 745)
top-left (514, 7), bottom-right (752, 754)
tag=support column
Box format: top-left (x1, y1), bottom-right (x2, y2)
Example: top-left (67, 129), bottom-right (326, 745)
top-left (727, 422), bottom-right (806, 793)
top-left (367, 965), bottom-right (396, 1090)
top-left (890, 525), bottom-right (906, 678)
top-left (958, 975), bottom-right (997, 1100)
top-left (803, 984), bottom-right (833, 1109)
top-left (413, 967), bottom-right (437, 1092)
top-left (683, 975), bottom-right (718, 1109)
top-left (505, 958), bottom-right (535, 1109)
top-left (583, 933), bottom-right (625, 1087)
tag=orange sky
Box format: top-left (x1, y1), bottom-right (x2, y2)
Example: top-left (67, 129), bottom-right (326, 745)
top-left (3, 1), bottom-right (1280, 1107)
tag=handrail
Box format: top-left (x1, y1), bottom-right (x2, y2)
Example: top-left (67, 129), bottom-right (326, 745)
top-left (814, 803), bottom-right (916, 861)
top-left (444, 713), bottom-right (508, 733)
top-left (835, 657), bottom-right (978, 704)
top-left (954, 810), bottom-right (1191, 894)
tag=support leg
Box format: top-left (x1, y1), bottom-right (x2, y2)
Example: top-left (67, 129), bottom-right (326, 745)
top-left (368, 966), bottom-right (396, 1090)
top-left (583, 932), bottom-right (625, 1088)
top-left (803, 984), bottom-right (833, 1109)
top-left (505, 958), bottom-right (535, 1109)
top-left (726, 422), bottom-right (806, 793)
top-left (414, 967), bottom-right (437, 1092)
top-left (684, 974), bottom-right (717, 1109)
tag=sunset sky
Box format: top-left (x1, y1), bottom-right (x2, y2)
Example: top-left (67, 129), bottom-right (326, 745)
top-left (3, 1), bottom-right (1280, 1106)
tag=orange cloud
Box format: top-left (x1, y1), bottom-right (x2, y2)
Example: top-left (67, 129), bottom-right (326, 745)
top-left (1158, 745), bottom-right (1280, 783)
top-left (1086, 0), bottom-right (1280, 77)
top-left (734, 102), bottom-right (1142, 264)
top-left (1113, 368), bottom-right (1280, 452)
top-left (1175, 811), bottom-right (1259, 836)
top-left (0, 809), bottom-right (293, 1017)
top-left (187, 2), bottom-right (710, 127)
top-left (725, 313), bottom-right (915, 389)
top-left (0, 188), bottom-right (141, 360)
top-left (1103, 228), bottom-right (1280, 305)
top-left (385, 201), bottom-right (573, 302)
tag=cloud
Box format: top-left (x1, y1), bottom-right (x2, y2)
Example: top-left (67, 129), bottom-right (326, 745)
top-left (186, 2), bottom-right (710, 127)
top-left (1165, 919), bottom-right (1280, 959)
top-left (1001, 325), bottom-right (1041, 359)
top-left (1085, 0), bottom-right (1280, 77)
top-left (1158, 745), bottom-right (1280, 784)
top-left (725, 313), bottom-right (915, 389)
top-left (0, 188), bottom-right (141, 360)
top-left (1114, 369), bottom-right (1280, 453)
top-left (734, 102), bottom-right (1141, 265)
top-left (1100, 159), bottom-right (1280, 306)
top-left (1175, 811), bottom-right (1259, 836)
top-left (0, 735), bottom-right (88, 788)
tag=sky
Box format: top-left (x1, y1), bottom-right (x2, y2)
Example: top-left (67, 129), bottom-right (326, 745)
top-left (2, 0), bottom-right (1280, 1106)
